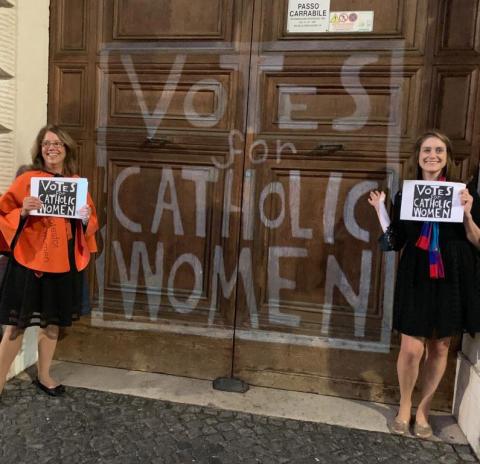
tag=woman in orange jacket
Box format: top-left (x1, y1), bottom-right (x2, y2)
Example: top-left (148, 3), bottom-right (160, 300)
top-left (0, 125), bottom-right (98, 397)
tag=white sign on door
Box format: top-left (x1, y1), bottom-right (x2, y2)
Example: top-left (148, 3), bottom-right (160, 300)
top-left (287, 0), bottom-right (331, 33)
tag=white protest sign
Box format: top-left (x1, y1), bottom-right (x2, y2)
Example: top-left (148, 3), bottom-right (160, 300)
top-left (400, 180), bottom-right (466, 223)
top-left (30, 177), bottom-right (88, 219)
top-left (287, 0), bottom-right (331, 33)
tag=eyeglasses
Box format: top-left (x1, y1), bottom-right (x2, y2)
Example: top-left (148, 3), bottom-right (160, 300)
top-left (41, 141), bottom-right (65, 149)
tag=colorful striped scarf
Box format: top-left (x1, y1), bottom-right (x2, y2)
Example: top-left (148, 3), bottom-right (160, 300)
top-left (415, 177), bottom-right (445, 279)
top-left (416, 222), bottom-right (445, 279)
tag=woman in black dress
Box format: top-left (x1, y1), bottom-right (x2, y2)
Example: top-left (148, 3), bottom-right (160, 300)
top-left (368, 130), bottom-right (480, 438)
top-left (0, 125), bottom-right (98, 397)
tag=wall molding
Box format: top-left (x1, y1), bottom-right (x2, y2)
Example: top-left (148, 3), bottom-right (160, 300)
top-left (0, 0), bottom-right (16, 191)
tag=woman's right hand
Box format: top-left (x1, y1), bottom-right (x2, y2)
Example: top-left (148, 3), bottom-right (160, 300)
top-left (368, 190), bottom-right (386, 211)
top-left (21, 196), bottom-right (42, 217)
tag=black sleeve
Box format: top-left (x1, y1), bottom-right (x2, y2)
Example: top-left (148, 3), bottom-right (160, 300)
top-left (378, 191), bottom-right (407, 251)
top-left (467, 181), bottom-right (480, 227)
top-left (10, 215), bottom-right (27, 251)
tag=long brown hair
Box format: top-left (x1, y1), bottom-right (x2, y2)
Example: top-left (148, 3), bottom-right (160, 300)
top-left (408, 130), bottom-right (457, 181)
top-left (31, 124), bottom-right (77, 176)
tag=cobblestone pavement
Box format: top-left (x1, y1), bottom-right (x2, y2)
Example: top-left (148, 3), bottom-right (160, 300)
top-left (0, 378), bottom-right (478, 464)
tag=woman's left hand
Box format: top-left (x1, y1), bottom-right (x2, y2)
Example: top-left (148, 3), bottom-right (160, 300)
top-left (460, 189), bottom-right (473, 218)
top-left (78, 205), bottom-right (91, 224)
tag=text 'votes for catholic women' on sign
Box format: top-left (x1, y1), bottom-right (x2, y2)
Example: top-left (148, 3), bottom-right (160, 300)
top-left (400, 180), bottom-right (466, 223)
top-left (30, 177), bottom-right (88, 219)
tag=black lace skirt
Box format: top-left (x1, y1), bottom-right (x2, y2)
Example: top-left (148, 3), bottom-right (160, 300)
top-left (0, 255), bottom-right (87, 328)
top-left (0, 218), bottom-right (91, 329)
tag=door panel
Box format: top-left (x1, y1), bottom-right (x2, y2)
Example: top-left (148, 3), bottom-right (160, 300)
top-left (51, 64), bottom-right (88, 130)
top-left (260, 0), bottom-right (428, 52)
top-left (104, 0), bottom-right (234, 41)
top-left (430, 67), bottom-right (478, 143)
top-left (256, 63), bottom-right (421, 141)
top-left (102, 146), bottom-right (235, 323)
top-left (234, 159), bottom-right (394, 340)
top-left (437, 0), bottom-right (480, 54)
top-left (98, 64), bottom-right (237, 133)
top-left (50, 0), bottom-right (89, 54)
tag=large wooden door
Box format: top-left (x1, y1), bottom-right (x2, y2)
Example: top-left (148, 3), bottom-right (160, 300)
top-left (49, 0), bottom-right (480, 408)
top-left (50, 0), bottom-right (254, 379)
top-left (231, 0), bottom-right (480, 407)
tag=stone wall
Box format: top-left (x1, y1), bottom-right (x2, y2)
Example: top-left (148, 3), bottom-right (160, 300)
top-left (0, 0), bottom-right (50, 379)
top-left (0, 0), bottom-right (16, 191)
top-left (454, 335), bottom-right (480, 459)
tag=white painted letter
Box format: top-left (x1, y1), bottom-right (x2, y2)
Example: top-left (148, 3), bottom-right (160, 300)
top-left (323, 173), bottom-right (342, 244)
top-left (182, 167), bottom-right (217, 238)
top-left (343, 181), bottom-right (379, 243)
top-left (213, 129), bottom-right (243, 170)
top-left (278, 87), bottom-right (318, 130)
top-left (113, 241), bottom-right (164, 321)
top-left (259, 182), bottom-right (286, 229)
top-left (323, 251), bottom-right (372, 337)
top-left (268, 247), bottom-right (307, 327)
top-left (121, 54), bottom-right (186, 138)
top-left (113, 167), bottom-right (142, 233)
top-left (332, 54), bottom-right (379, 132)
top-left (167, 254), bottom-right (203, 313)
top-left (289, 170), bottom-right (313, 239)
top-left (208, 246), bottom-right (259, 329)
top-left (151, 168), bottom-right (184, 235)
top-left (184, 79), bottom-right (227, 128)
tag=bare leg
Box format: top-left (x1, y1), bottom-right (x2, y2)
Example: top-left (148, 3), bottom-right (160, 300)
top-left (415, 337), bottom-right (451, 425)
top-left (0, 326), bottom-right (25, 393)
top-left (37, 325), bottom-right (60, 388)
top-left (396, 334), bottom-right (425, 422)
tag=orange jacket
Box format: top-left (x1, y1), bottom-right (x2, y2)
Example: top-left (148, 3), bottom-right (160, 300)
top-left (0, 170), bottom-right (98, 273)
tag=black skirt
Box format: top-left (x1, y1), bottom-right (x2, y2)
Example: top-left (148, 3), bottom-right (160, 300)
top-left (0, 256), bottom-right (86, 328)
top-left (0, 217), bottom-right (90, 328)
top-left (393, 241), bottom-right (480, 338)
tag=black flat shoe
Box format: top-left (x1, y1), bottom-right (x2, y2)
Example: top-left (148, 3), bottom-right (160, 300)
top-left (32, 378), bottom-right (65, 397)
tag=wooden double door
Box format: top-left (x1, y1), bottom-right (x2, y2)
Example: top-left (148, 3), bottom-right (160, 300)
top-left (49, 0), bottom-right (480, 408)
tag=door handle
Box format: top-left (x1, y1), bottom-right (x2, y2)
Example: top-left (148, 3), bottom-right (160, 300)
top-left (145, 136), bottom-right (172, 146)
top-left (310, 144), bottom-right (343, 155)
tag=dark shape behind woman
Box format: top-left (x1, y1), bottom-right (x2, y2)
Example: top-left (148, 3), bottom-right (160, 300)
top-left (368, 130), bottom-right (480, 438)
top-left (0, 125), bottom-right (98, 397)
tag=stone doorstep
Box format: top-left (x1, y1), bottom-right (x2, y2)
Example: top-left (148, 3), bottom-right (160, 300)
top-left (16, 360), bottom-right (469, 446)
